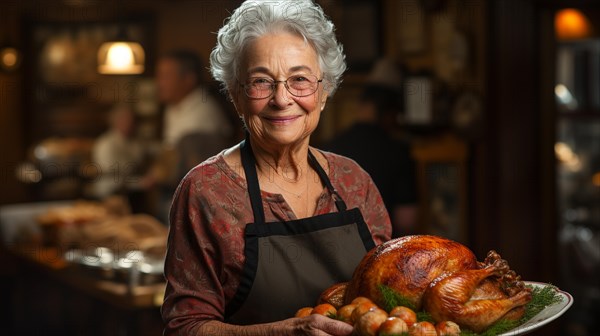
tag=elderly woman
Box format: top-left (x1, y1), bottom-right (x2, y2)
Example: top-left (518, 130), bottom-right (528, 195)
top-left (162, 0), bottom-right (391, 335)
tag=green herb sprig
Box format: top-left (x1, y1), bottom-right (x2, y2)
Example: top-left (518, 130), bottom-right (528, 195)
top-left (378, 283), bottom-right (564, 335)
top-left (462, 284), bottom-right (564, 335)
top-left (378, 284), bottom-right (417, 312)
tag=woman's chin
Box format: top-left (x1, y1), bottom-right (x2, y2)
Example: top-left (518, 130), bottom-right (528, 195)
top-left (265, 130), bottom-right (308, 147)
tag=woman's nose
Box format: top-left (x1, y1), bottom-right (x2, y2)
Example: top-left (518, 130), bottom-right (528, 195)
top-left (270, 81), bottom-right (292, 107)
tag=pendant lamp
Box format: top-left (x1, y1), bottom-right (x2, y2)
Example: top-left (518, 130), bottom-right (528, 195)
top-left (98, 25), bottom-right (145, 75)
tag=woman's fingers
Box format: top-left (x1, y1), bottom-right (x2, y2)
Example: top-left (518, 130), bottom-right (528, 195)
top-left (316, 319), bottom-right (353, 336)
top-left (297, 314), bottom-right (353, 336)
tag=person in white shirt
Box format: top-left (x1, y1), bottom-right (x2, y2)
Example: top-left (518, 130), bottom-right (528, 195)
top-left (142, 50), bottom-right (234, 223)
top-left (92, 104), bottom-right (144, 199)
top-left (157, 50), bottom-right (232, 147)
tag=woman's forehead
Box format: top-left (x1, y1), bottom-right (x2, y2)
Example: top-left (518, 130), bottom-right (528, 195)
top-left (240, 33), bottom-right (320, 75)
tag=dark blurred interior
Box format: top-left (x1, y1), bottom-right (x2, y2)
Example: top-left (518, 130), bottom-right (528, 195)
top-left (0, 0), bottom-right (599, 335)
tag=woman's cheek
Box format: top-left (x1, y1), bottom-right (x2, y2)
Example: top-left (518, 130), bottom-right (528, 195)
top-left (239, 100), bottom-right (264, 125)
top-left (296, 94), bottom-right (321, 113)
top-left (245, 115), bottom-right (265, 137)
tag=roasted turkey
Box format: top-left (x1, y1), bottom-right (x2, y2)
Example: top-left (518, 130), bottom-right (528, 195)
top-left (319, 235), bottom-right (532, 333)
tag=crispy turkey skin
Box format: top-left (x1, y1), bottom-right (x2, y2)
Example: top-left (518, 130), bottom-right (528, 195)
top-left (321, 235), bottom-right (532, 333)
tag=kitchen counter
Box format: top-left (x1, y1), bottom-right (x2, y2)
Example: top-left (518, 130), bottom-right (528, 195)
top-left (5, 244), bottom-right (165, 309)
top-left (0, 201), bottom-right (165, 336)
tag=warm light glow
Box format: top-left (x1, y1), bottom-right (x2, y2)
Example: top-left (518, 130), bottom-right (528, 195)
top-left (0, 47), bottom-right (21, 71)
top-left (2, 49), bottom-right (17, 66)
top-left (593, 172), bottom-right (600, 187)
top-left (555, 9), bottom-right (593, 40)
top-left (107, 43), bottom-right (134, 69)
top-left (555, 142), bottom-right (582, 172)
top-left (555, 142), bottom-right (572, 162)
top-left (98, 41), bottom-right (145, 74)
top-left (47, 42), bottom-right (66, 65)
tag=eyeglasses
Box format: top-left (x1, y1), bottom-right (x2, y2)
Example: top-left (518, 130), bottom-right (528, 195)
top-left (240, 74), bottom-right (323, 99)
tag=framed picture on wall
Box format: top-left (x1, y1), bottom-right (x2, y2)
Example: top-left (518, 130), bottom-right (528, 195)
top-left (338, 0), bottom-right (383, 72)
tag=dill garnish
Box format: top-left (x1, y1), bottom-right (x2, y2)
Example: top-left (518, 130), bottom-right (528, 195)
top-left (416, 311), bottom-right (435, 323)
top-left (378, 284), bottom-right (417, 312)
top-left (519, 284), bottom-right (563, 322)
top-left (460, 319), bottom-right (517, 336)
top-left (377, 283), bottom-right (564, 336)
top-left (460, 284), bottom-right (564, 335)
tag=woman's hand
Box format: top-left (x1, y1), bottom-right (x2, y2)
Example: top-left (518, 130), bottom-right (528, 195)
top-left (198, 314), bottom-right (353, 336)
top-left (287, 314), bottom-right (353, 335)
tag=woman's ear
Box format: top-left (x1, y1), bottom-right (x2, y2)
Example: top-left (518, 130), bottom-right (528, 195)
top-left (228, 87), bottom-right (247, 124)
top-left (319, 82), bottom-right (330, 110)
top-left (320, 92), bottom-right (329, 111)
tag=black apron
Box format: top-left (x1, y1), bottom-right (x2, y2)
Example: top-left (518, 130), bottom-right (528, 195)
top-left (225, 138), bottom-right (375, 324)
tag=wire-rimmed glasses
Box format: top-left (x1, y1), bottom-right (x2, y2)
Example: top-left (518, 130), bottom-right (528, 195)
top-left (240, 74), bottom-right (323, 99)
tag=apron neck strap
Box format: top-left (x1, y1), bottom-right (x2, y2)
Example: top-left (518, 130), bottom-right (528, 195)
top-left (307, 151), bottom-right (347, 211)
top-left (240, 135), bottom-right (348, 224)
top-left (240, 137), bottom-right (266, 224)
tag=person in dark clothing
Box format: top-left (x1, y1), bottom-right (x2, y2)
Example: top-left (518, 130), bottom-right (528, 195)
top-left (325, 59), bottom-right (418, 237)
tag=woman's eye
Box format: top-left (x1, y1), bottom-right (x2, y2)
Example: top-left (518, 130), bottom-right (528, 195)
top-left (291, 76), bottom-right (308, 82)
top-left (251, 78), bottom-right (271, 85)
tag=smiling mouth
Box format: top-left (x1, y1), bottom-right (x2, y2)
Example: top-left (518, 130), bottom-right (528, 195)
top-left (263, 115), bottom-right (301, 123)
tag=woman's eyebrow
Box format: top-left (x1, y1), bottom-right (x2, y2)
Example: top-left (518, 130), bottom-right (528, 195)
top-left (289, 65), bottom-right (313, 73)
top-left (247, 65), bottom-right (314, 76)
top-left (247, 66), bottom-right (270, 75)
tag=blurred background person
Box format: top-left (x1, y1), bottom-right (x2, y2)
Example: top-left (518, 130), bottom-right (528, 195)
top-left (157, 49), bottom-right (233, 150)
top-left (140, 49), bottom-right (234, 223)
top-left (325, 58), bottom-right (418, 237)
top-left (91, 103), bottom-right (145, 201)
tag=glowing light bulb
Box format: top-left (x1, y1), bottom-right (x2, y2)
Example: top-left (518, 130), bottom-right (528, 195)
top-left (106, 43), bottom-right (134, 70)
top-left (555, 9), bottom-right (592, 40)
top-left (98, 41), bottom-right (144, 74)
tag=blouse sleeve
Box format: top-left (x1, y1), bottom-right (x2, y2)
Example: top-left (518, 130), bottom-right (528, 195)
top-left (359, 175), bottom-right (392, 245)
top-left (161, 173), bottom-right (226, 335)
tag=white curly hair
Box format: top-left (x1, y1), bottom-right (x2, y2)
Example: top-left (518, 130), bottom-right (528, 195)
top-left (210, 0), bottom-right (346, 96)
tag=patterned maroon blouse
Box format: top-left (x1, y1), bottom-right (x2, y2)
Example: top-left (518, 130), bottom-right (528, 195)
top-left (162, 149), bottom-right (392, 335)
